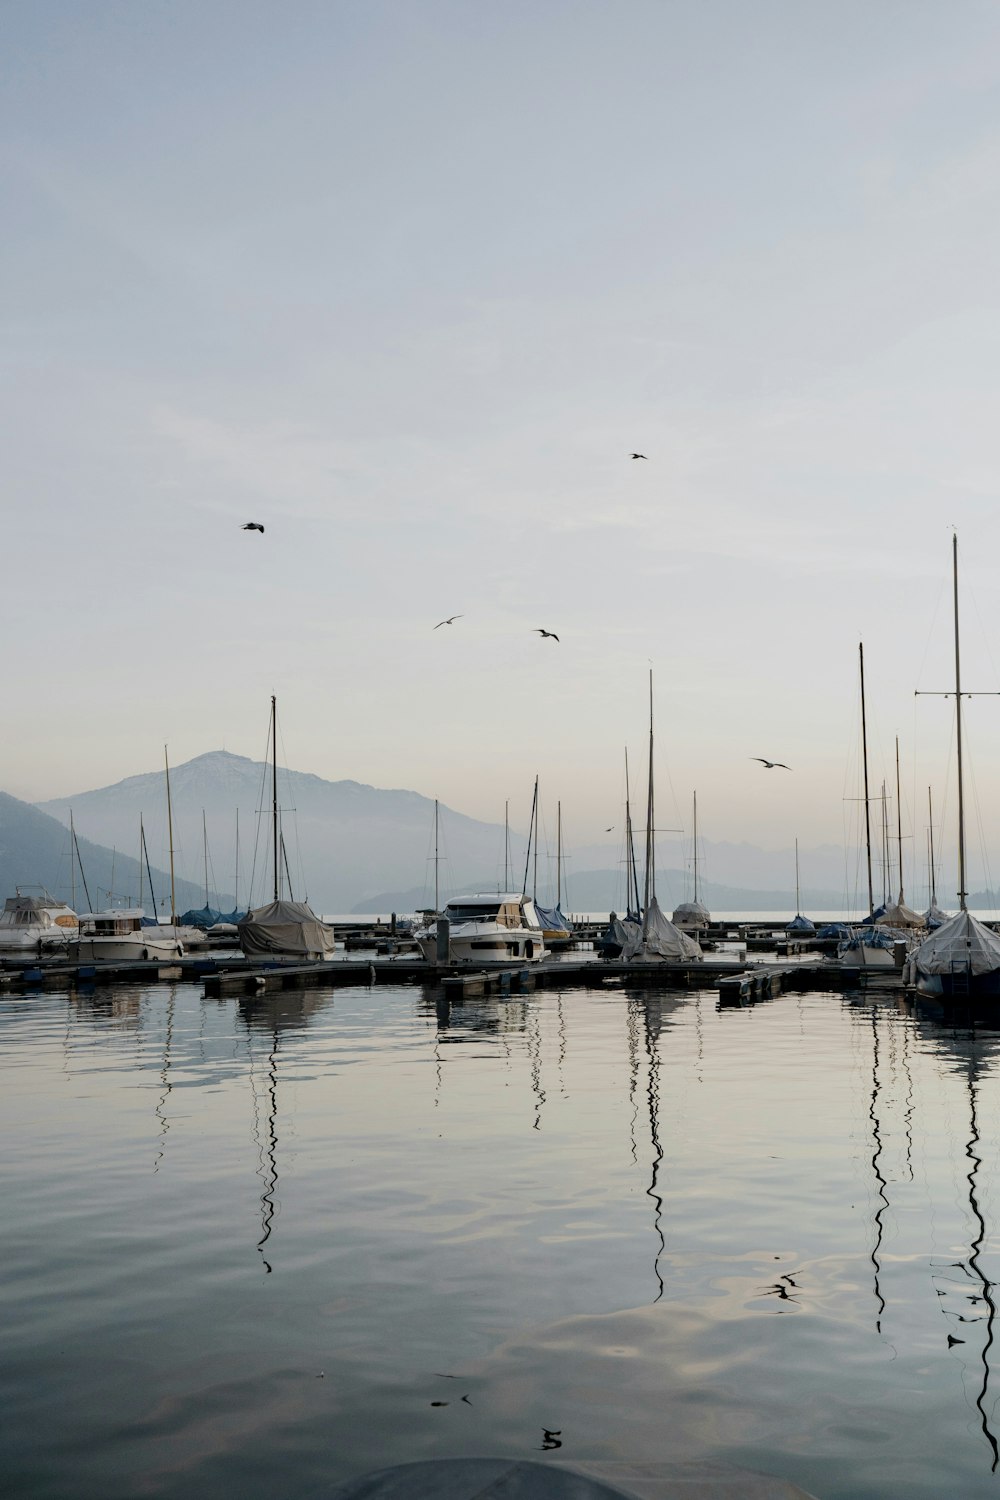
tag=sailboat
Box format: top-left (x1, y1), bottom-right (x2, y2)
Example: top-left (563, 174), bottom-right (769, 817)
top-left (873, 737), bottom-right (923, 930)
top-left (597, 748), bottom-right (643, 959)
top-left (838, 644), bottom-right (899, 969)
top-left (533, 797), bottom-right (571, 941)
top-left (237, 698), bottom-right (335, 962)
top-left (911, 537), bottom-right (1000, 999)
top-left (785, 838), bottom-right (815, 936)
top-left (621, 673), bottom-right (702, 964)
top-left (672, 791), bottom-right (711, 932)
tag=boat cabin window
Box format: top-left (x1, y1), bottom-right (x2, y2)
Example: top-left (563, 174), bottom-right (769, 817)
top-left (446, 902), bottom-right (500, 923)
top-left (496, 902), bottom-right (524, 929)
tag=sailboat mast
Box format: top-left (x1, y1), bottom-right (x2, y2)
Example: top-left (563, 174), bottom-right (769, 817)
top-left (859, 642), bottom-right (875, 916)
top-left (881, 781), bottom-right (889, 907)
top-left (271, 695), bottom-right (279, 904)
top-left (895, 736), bottom-right (904, 900)
top-left (521, 777), bottom-right (538, 895)
top-left (953, 534), bottom-right (968, 912)
top-left (644, 670), bottom-right (655, 915)
top-left (235, 809), bottom-right (240, 912)
top-left (203, 810), bottom-right (209, 909)
top-left (928, 786), bottom-right (937, 907)
top-left (164, 746), bottom-right (177, 925)
top-left (70, 809), bottom-right (76, 911)
top-left (692, 790), bottom-right (699, 904)
top-left (434, 798), bottom-right (440, 912)
top-left (624, 746), bottom-right (637, 916)
top-left (141, 817), bottom-right (157, 915)
top-left (533, 778), bottom-right (539, 900)
top-left (795, 836), bottom-right (800, 914)
top-left (557, 801), bottom-right (562, 908)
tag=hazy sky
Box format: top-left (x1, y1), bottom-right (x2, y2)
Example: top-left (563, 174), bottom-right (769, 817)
top-left (6, 0), bottom-right (1000, 888)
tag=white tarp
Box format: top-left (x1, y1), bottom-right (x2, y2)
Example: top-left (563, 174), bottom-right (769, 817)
top-left (875, 893), bottom-right (924, 928)
top-left (923, 901), bottom-right (949, 930)
top-left (671, 900), bottom-right (711, 930)
top-left (622, 897), bottom-right (703, 962)
top-left (913, 909), bottom-right (1000, 977)
top-left (238, 899), bottom-right (335, 960)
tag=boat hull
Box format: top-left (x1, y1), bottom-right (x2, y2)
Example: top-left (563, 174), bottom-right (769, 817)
top-left (416, 927), bottom-right (546, 964)
top-left (915, 969), bottom-right (1000, 1000)
top-left (68, 937), bottom-right (183, 962)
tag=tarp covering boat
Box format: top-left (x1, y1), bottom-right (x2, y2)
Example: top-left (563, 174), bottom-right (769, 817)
top-left (875, 894), bottom-right (924, 928)
top-left (179, 905), bottom-right (226, 929)
top-left (597, 913), bottom-right (641, 956)
top-left (923, 901), bottom-right (949, 930)
top-left (671, 900), bottom-right (711, 930)
top-left (912, 910), bottom-right (1000, 977)
top-left (622, 897), bottom-right (702, 962)
top-left (786, 913), bottom-right (816, 934)
top-left (237, 898), bottom-right (335, 960)
top-left (534, 902), bottom-right (570, 935)
top-left (817, 923), bottom-right (851, 939)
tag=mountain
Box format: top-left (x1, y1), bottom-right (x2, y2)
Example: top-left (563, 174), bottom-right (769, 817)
top-left (38, 751), bottom-right (527, 914)
top-left (352, 870), bottom-right (852, 916)
top-left (0, 791), bottom-right (220, 915)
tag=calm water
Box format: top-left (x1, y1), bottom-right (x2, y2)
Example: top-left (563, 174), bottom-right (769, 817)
top-left (3, 976), bottom-right (1000, 1500)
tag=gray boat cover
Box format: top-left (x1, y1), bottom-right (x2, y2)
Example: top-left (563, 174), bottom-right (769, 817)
top-left (622, 897), bottom-right (703, 962)
top-left (326, 1457), bottom-right (818, 1499)
top-left (913, 909), bottom-right (1000, 976)
top-left (876, 893), bottom-right (924, 928)
top-left (923, 901), bottom-right (949, 930)
top-left (237, 898), bottom-right (334, 959)
top-left (671, 900), bottom-right (711, 929)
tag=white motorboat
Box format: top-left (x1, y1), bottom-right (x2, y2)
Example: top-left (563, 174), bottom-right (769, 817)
top-left (68, 909), bottom-right (184, 962)
top-left (416, 892), bottom-right (546, 963)
top-left (0, 889), bottom-right (79, 953)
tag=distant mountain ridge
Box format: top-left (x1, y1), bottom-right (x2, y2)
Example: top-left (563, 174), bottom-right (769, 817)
top-left (33, 749), bottom-right (981, 915)
top-left (0, 791), bottom-right (220, 915)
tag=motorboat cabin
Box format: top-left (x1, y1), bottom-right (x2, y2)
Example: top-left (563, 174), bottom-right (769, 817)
top-left (416, 893), bottom-right (546, 963)
top-left (68, 910), bottom-right (184, 962)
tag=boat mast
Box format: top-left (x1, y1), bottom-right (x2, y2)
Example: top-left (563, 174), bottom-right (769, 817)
top-left (692, 790), bottom-right (699, 904)
top-left (928, 786), bottom-right (937, 908)
top-left (895, 736), bottom-right (905, 901)
top-left (521, 777), bottom-right (538, 895)
top-left (557, 800), bottom-right (562, 909)
top-left (434, 798), bottom-right (440, 912)
top-left (234, 809), bottom-right (240, 912)
top-left (141, 816), bottom-right (157, 915)
top-left (795, 836), bottom-right (800, 915)
top-left (271, 695), bottom-right (279, 904)
top-left (881, 780), bottom-right (890, 907)
top-left (859, 642), bottom-right (875, 916)
top-left (644, 670), bottom-right (655, 921)
top-left (533, 778), bottom-right (539, 900)
top-left (624, 746), bottom-right (636, 915)
top-left (953, 534), bottom-right (968, 912)
top-left (203, 810), bottom-right (209, 909)
top-left (70, 809), bottom-right (76, 911)
top-left (164, 746), bottom-right (177, 926)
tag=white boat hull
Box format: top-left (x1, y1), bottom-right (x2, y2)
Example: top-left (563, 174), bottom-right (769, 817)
top-left (68, 936), bottom-right (183, 962)
top-left (416, 926), bottom-right (546, 963)
top-left (0, 929), bottom-right (73, 953)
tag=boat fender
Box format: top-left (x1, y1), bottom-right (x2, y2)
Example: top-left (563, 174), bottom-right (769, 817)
top-left (142, 949), bottom-right (149, 961)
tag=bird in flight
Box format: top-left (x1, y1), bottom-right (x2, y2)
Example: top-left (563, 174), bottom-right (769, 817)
top-left (751, 758), bottom-right (791, 770)
top-left (630, 453), bottom-right (648, 460)
top-left (604, 826), bottom-right (614, 832)
top-left (534, 628), bottom-right (560, 641)
top-left (434, 615), bottom-right (464, 629)
top-left (242, 522), bottom-right (265, 533)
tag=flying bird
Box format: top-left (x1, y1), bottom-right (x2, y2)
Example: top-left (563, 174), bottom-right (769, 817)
top-left (534, 629), bottom-right (560, 641)
top-left (630, 453), bottom-right (648, 460)
top-left (242, 522), bottom-right (265, 533)
top-left (434, 615), bottom-right (464, 629)
top-left (604, 826), bottom-right (614, 832)
top-left (751, 758), bottom-right (792, 770)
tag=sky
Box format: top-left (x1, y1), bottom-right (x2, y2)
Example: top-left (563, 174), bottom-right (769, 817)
top-left (6, 0), bottom-right (1000, 892)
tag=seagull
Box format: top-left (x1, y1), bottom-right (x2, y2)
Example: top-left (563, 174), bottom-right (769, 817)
top-left (630, 453), bottom-right (648, 460)
top-left (242, 522), bottom-right (265, 533)
top-left (751, 758), bottom-right (792, 770)
top-left (434, 615), bottom-right (464, 629)
top-left (534, 629), bottom-right (560, 641)
top-left (605, 826), bottom-right (614, 832)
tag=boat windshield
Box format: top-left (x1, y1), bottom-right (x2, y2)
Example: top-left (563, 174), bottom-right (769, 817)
top-left (446, 903), bottom-right (501, 924)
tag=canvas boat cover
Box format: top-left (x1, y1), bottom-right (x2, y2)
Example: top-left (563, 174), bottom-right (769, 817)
top-left (238, 899), bottom-right (335, 960)
top-left (622, 897), bottom-right (703, 962)
top-left (534, 902), bottom-right (570, 934)
top-left (840, 926), bottom-right (895, 952)
top-left (599, 914), bottom-right (642, 951)
top-left (179, 905), bottom-right (226, 929)
top-left (817, 923), bottom-right (851, 939)
top-left (923, 901), bottom-right (949, 930)
top-left (913, 909), bottom-right (1000, 977)
top-left (671, 900), bottom-right (711, 928)
top-left (876, 893), bottom-right (924, 928)
top-left (786, 913), bottom-right (816, 933)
